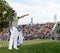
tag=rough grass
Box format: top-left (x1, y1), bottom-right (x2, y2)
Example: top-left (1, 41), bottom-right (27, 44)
top-left (0, 40), bottom-right (60, 53)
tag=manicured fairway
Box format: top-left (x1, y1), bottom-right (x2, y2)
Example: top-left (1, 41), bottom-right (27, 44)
top-left (0, 40), bottom-right (60, 53)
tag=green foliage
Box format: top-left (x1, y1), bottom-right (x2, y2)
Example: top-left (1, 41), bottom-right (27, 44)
top-left (0, 0), bottom-right (13, 32)
top-left (2, 20), bottom-right (9, 28)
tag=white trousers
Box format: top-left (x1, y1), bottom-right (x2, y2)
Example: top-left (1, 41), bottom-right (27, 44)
top-left (8, 26), bottom-right (18, 49)
top-left (18, 32), bottom-right (23, 45)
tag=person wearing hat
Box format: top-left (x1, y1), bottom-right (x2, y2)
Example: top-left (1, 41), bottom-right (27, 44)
top-left (8, 10), bottom-right (29, 50)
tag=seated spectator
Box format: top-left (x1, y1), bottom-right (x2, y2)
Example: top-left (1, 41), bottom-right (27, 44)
top-left (1, 29), bottom-right (8, 41)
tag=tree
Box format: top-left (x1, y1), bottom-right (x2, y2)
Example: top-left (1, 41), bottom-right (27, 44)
top-left (0, 0), bottom-right (13, 32)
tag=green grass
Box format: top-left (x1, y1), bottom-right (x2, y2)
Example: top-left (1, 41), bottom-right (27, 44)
top-left (0, 40), bottom-right (60, 53)
top-left (0, 39), bottom-right (59, 47)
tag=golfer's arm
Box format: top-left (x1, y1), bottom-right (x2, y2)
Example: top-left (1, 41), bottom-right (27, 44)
top-left (19, 14), bottom-right (29, 18)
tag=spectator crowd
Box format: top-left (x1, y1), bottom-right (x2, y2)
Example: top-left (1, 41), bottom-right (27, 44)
top-left (0, 22), bottom-right (55, 41)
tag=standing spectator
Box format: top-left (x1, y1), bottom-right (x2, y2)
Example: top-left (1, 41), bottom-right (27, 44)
top-left (17, 14), bottom-right (29, 45)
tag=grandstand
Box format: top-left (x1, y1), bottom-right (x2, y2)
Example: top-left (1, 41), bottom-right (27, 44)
top-left (0, 22), bottom-right (60, 40)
